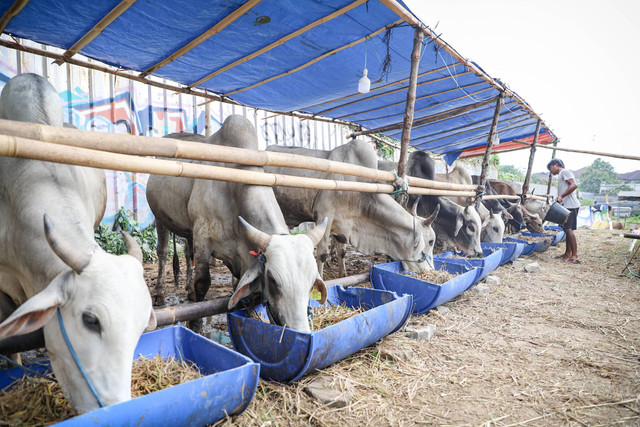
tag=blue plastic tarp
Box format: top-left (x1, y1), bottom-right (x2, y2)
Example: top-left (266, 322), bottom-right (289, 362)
top-left (0, 0), bottom-right (555, 154)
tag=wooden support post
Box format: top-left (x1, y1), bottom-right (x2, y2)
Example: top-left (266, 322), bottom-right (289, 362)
top-left (396, 27), bottom-right (423, 207)
top-left (546, 139), bottom-right (558, 195)
top-left (522, 119), bottom-right (542, 196)
top-left (477, 92), bottom-right (504, 205)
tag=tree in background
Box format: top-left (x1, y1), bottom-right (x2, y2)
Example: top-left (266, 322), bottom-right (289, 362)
top-left (372, 133), bottom-right (398, 161)
top-left (499, 164), bottom-right (525, 182)
top-left (580, 158), bottom-right (620, 194)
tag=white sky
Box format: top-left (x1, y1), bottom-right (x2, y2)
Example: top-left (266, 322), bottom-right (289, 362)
top-left (404, 0), bottom-right (640, 174)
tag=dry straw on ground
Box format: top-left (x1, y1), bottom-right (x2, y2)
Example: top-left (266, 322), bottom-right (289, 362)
top-left (211, 228), bottom-right (640, 426)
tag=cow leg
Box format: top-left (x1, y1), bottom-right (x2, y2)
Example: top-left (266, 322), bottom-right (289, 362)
top-left (336, 241), bottom-right (347, 278)
top-left (171, 233), bottom-right (180, 289)
top-left (184, 237), bottom-right (195, 301)
top-left (189, 233), bottom-right (211, 332)
top-left (153, 220), bottom-right (170, 306)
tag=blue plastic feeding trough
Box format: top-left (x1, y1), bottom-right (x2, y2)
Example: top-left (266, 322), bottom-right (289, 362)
top-left (434, 247), bottom-right (503, 281)
top-left (227, 285), bottom-right (412, 383)
top-left (544, 225), bottom-right (567, 243)
top-left (504, 236), bottom-right (538, 256)
top-left (481, 241), bottom-right (525, 265)
top-left (370, 259), bottom-right (479, 315)
top-left (521, 231), bottom-right (563, 247)
top-left (0, 325), bottom-right (260, 426)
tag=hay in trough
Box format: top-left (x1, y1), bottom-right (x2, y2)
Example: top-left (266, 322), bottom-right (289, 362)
top-left (248, 303), bottom-right (365, 330)
top-left (311, 303), bottom-right (365, 330)
top-left (0, 355), bottom-right (202, 425)
top-left (403, 268), bottom-right (458, 284)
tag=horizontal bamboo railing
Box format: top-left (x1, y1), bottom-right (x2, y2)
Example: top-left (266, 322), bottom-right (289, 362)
top-left (0, 134), bottom-right (479, 197)
top-left (0, 119), bottom-right (550, 201)
top-left (0, 119), bottom-right (478, 193)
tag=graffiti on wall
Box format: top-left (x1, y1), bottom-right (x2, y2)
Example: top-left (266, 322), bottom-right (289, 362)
top-left (0, 43), bottom-right (348, 231)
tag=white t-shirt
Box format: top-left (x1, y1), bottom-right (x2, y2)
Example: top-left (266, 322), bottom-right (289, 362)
top-left (558, 169), bottom-right (580, 208)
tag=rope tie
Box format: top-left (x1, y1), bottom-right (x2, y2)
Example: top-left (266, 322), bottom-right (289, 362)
top-left (391, 172), bottom-right (409, 204)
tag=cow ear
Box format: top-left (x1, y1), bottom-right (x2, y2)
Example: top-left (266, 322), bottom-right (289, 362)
top-left (454, 212), bottom-right (464, 236)
top-left (228, 262), bottom-right (262, 309)
top-left (503, 210), bottom-right (513, 220)
top-left (314, 276), bottom-right (328, 305)
top-left (0, 275), bottom-right (72, 339)
top-left (423, 204), bottom-right (440, 227)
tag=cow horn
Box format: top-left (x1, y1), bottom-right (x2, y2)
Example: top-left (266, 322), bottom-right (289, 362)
top-left (424, 204), bottom-right (440, 227)
top-left (121, 231), bottom-right (143, 264)
top-left (411, 199), bottom-right (420, 217)
top-left (43, 214), bottom-right (91, 274)
top-left (306, 217), bottom-right (328, 246)
top-left (238, 216), bottom-right (271, 251)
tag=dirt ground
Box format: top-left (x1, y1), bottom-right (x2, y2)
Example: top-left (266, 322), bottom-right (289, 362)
top-left (142, 228), bottom-right (640, 426)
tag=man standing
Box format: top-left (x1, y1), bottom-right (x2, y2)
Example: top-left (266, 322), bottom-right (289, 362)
top-left (547, 159), bottom-right (581, 263)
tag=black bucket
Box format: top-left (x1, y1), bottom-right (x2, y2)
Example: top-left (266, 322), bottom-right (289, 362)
top-left (544, 201), bottom-right (570, 225)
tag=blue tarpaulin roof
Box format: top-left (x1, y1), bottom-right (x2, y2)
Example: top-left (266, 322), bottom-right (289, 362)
top-left (0, 0), bottom-right (556, 161)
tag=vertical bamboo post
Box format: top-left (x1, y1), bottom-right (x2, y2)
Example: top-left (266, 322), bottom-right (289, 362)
top-left (522, 119), bottom-right (542, 196)
top-left (397, 27), bottom-right (423, 207)
top-left (477, 91), bottom-right (504, 202)
top-left (546, 139), bottom-right (558, 195)
top-left (205, 102), bottom-right (212, 137)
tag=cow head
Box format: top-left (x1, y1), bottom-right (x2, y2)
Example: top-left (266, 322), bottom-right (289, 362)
top-left (228, 216), bottom-right (328, 333)
top-left (453, 204), bottom-right (483, 257)
top-left (480, 209), bottom-right (505, 243)
top-left (394, 201), bottom-right (440, 274)
top-left (523, 198), bottom-right (552, 221)
top-left (412, 202), bottom-right (439, 271)
top-left (0, 215), bottom-right (156, 413)
top-left (521, 205), bottom-right (545, 233)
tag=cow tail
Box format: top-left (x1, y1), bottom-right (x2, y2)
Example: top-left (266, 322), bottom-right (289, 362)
top-left (172, 233), bottom-right (180, 288)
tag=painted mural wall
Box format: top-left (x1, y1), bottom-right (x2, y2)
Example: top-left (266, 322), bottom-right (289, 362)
top-left (0, 40), bottom-right (349, 229)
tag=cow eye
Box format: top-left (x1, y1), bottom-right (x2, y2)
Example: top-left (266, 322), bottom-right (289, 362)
top-left (468, 225), bottom-right (475, 233)
top-left (493, 227), bottom-right (498, 232)
top-left (82, 312), bottom-right (101, 334)
top-left (429, 239), bottom-right (434, 246)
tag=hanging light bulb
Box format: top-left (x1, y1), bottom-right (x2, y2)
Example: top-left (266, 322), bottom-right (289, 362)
top-left (358, 68), bottom-right (370, 94)
top-left (358, 36), bottom-right (370, 94)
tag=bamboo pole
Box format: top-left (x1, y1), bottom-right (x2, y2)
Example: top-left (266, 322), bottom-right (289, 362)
top-left (350, 96), bottom-right (498, 138)
top-left (522, 119), bottom-right (542, 196)
top-left (188, 0), bottom-right (369, 88)
top-left (0, 0), bottom-right (30, 34)
top-left (224, 20), bottom-right (402, 97)
top-left (139, 0), bottom-right (263, 78)
top-left (397, 28), bottom-right (424, 205)
top-left (53, 0), bottom-right (136, 65)
top-left (0, 272), bottom-right (371, 355)
top-left (513, 139), bottom-right (640, 161)
top-left (0, 40), bottom-right (355, 129)
top-left (477, 92), bottom-right (504, 205)
top-left (0, 118), bottom-right (478, 192)
top-left (0, 133), bottom-right (477, 196)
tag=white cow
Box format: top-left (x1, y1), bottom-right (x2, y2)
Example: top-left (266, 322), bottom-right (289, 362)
top-left (0, 74), bottom-right (156, 413)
